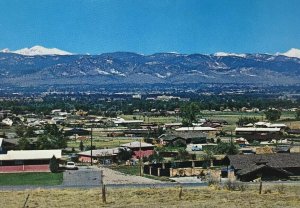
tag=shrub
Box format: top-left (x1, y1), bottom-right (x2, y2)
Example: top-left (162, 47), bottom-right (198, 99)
top-left (275, 184), bottom-right (285, 194)
top-left (49, 155), bottom-right (59, 173)
top-left (224, 180), bottom-right (247, 191)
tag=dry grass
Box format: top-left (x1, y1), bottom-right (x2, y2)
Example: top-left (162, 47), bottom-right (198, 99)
top-left (1, 185), bottom-right (300, 208)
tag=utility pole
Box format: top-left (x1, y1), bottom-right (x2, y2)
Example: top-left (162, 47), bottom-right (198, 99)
top-left (139, 138), bottom-right (143, 176)
top-left (90, 126), bottom-right (93, 166)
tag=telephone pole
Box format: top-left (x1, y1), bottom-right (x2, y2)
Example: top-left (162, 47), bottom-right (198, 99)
top-left (90, 126), bottom-right (93, 166)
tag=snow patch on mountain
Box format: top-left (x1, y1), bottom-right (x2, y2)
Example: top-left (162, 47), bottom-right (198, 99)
top-left (278, 48), bottom-right (300, 59)
top-left (110, 69), bottom-right (126, 76)
top-left (95, 68), bottom-right (110, 75)
top-left (214, 52), bottom-right (246, 58)
top-left (1, 46), bottom-right (72, 56)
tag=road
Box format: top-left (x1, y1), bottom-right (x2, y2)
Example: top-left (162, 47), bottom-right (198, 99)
top-left (62, 166), bottom-right (101, 187)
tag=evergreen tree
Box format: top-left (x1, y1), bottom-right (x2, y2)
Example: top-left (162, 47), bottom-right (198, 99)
top-left (79, 140), bottom-right (84, 151)
top-left (49, 155), bottom-right (59, 173)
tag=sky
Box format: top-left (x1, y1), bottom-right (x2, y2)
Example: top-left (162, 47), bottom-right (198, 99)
top-left (0, 0), bottom-right (299, 55)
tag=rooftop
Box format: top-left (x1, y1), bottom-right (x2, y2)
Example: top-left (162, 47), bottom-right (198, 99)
top-left (0, 149), bottom-right (62, 161)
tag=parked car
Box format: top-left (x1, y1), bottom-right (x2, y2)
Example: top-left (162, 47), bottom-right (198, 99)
top-left (191, 145), bottom-right (202, 151)
top-left (66, 161), bottom-right (78, 170)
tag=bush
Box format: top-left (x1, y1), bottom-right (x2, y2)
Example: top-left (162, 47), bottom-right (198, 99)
top-left (117, 148), bottom-right (132, 162)
top-left (224, 180), bottom-right (247, 191)
top-left (49, 155), bottom-right (59, 173)
top-left (275, 184), bottom-right (285, 194)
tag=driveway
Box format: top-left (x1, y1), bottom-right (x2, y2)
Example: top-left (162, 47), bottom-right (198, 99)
top-left (62, 166), bottom-right (102, 187)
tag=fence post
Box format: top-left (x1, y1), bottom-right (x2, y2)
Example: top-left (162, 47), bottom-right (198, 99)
top-left (179, 186), bottom-right (183, 200)
top-left (259, 181), bottom-right (263, 194)
top-left (169, 168), bottom-right (173, 177)
top-left (102, 184), bottom-right (106, 203)
top-left (23, 194), bottom-right (30, 208)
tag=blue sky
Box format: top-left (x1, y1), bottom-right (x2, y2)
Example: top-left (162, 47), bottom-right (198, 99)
top-left (0, 0), bottom-right (299, 54)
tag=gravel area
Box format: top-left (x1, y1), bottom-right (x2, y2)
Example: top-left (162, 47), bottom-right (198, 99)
top-left (98, 166), bottom-right (162, 184)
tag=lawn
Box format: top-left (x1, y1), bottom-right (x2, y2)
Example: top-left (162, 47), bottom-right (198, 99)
top-left (0, 172), bottom-right (63, 186)
top-left (110, 165), bottom-right (140, 176)
top-left (0, 185), bottom-right (300, 207)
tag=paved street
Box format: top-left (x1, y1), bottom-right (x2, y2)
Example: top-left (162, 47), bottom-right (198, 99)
top-left (62, 166), bottom-right (102, 187)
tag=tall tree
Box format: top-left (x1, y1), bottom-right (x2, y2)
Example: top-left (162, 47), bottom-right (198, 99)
top-left (37, 124), bottom-right (67, 150)
top-left (180, 102), bottom-right (201, 127)
top-left (264, 109), bottom-right (281, 121)
top-left (18, 137), bottom-right (31, 150)
top-left (295, 110), bottom-right (300, 120)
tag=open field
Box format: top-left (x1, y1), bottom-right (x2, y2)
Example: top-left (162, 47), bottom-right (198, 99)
top-left (0, 172), bottom-right (63, 186)
top-left (121, 114), bottom-right (179, 124)
top-left (1, 185), bottom-right (300, 208)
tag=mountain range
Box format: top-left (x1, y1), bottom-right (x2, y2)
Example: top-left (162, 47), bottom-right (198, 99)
top-left (1, 46), bottom-right (300, 88)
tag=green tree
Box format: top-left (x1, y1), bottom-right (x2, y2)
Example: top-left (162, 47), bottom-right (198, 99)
top-left (79, 140), bottom-right (84, 151)
top-left (213, 142), bottom-right (239, 155)
top-left (15, 125), bottom-right (26, 138)
top-left (17, 137), bottom-right (31, 150)
top-left (295, 110), bottom-right (300, 120)
top-left (49, 155), bottom-right (59, 173)
top-left (148, 151), bottom-right (164, 163)
top-left (264, 109), bottom-right (281, 121)
top-left (36, 124), bottom-right (67, 150)
top-left (180, 102), bottom-right (201, 127)
top-left (175, 149), bottom-right (191, 161)
top-left (201, 150), bottom-right (215, 168)
top-left (117, 148), bottom-right (132, 162)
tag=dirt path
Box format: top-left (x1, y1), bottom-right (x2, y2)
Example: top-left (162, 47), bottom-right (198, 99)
top-left (98, 166), bottom-right (162, 184)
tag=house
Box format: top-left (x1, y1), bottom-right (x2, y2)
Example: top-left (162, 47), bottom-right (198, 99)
top-left (0, 149), bottom-right (62, 172)
top-left (77, 148), bottom-right (120, 164)
top-left (159, 132), bottom-right (208, 146)
top-left (112, 117), bottom-right (143, 127)
top-left (121, 141), bottom-right (154, 159)
top-left (1, 118), bottom-right (13, 127)
top-left (175, 127), bottom-right (218, 138)
top-left (164, 123), bottom-right (182, 130)
top-left (235, 127), bottom-right (281, 142)
top-left (0, 138), bottom-right (18, 153)
top-left (123, 129), bottom-right (151, 137)
top-left (64, 128), bottom-right (90, 137)
top-left (254, 122), bottom-right (287, 129)
top-left (224, 153), bottom-right (300, 181)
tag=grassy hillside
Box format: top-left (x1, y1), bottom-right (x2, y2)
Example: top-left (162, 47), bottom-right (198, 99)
top-left (1, 185), bottom-right (299, 207)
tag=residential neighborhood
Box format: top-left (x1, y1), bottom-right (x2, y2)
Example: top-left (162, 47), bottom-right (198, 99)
top-left (1, 104), bottom-right (300, 185)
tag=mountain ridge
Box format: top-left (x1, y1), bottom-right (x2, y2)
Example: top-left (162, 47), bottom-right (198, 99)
top-left (0, 50), bottom-right (300, 88)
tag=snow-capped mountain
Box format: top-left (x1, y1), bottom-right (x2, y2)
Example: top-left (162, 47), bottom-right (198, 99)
top-left (1, 45), bottom-right (72, 56)
top-left (214, 52), bottom-right (246, 58)
top-left (278, 48), bottom-right (300, 59)
top-left (0, 49), bottom-right (300, 88)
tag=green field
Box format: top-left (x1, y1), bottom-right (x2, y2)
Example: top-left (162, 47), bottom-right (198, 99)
top-left (68, 138), bottom-right (137, 149)
top-left (0, 172), bottom-right (63, 186)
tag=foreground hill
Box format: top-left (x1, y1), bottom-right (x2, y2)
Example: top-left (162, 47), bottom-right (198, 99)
top-left (1, 186), bottom-right (300, 207)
